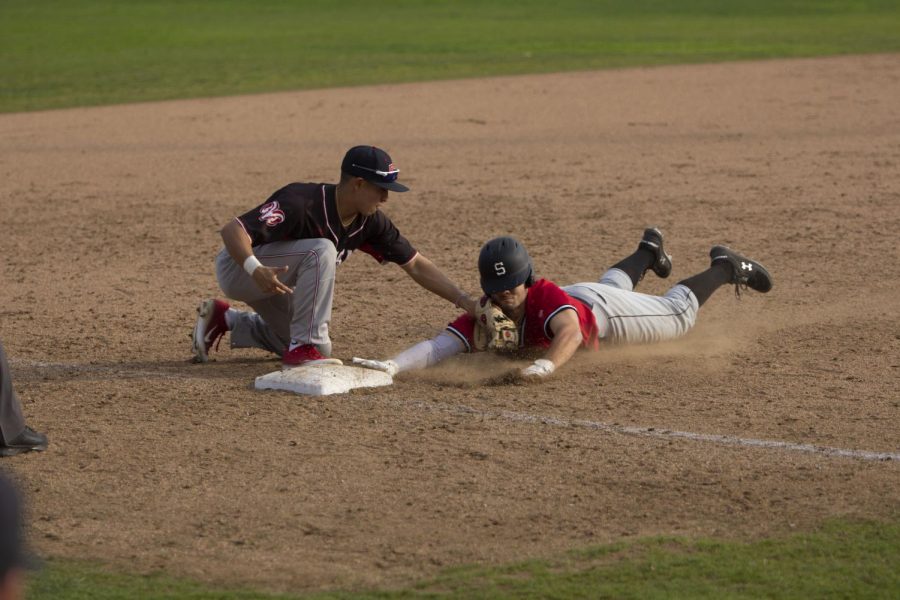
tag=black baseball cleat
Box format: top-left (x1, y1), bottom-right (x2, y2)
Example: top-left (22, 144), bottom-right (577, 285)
top-left (0, 427), bottom-right (48, 457)
top-left (710, 245), bottom-right (773, 294)
top-left (639, 227), bottom-right (673, 278)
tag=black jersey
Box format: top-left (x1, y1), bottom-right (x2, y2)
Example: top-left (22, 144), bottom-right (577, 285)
top-left (235, 183), bottom-right (417, 266)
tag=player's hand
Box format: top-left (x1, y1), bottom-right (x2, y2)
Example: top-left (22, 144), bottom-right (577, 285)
top-left (351, 357), bottom-right (399, 377)
top-left (251, 265), bottom-right (293, 295)
top-left (520, 358), bottom-right (555, 379)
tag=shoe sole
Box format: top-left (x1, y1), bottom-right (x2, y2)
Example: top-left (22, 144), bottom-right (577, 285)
top-left (0, 445), bottom-right (44, 457)
top-left (710, 246), bottom-right (773, 293)
top-left (191, 300), bottom-right (215, 363)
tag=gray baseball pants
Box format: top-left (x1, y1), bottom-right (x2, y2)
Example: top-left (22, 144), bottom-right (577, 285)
top-left (216, 238), bottom-right (338, 356)
top-left (564, 268), bottom-right (699, 344)
top-left (0, 340), bottom-right (26, 444)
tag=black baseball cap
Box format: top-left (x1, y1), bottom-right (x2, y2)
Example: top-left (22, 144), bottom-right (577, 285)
top-left (340, 146), bottom-right (409, 192)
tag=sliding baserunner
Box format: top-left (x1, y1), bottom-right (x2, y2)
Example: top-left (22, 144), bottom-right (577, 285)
top-left (352, 229), bottom-right (772, 379)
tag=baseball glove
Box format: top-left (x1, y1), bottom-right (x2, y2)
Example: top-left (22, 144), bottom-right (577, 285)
top-left (473, 296), bottom-right (519, 352)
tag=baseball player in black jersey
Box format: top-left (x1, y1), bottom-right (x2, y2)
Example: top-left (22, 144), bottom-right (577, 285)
top-left (192, 145), bottom-right (477, 367)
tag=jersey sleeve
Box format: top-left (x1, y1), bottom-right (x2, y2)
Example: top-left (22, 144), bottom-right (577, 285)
top-left (358, 242), bottom-right (389, 265)
top-left (360, 212), bottom-right (417, 265)
top-left (525, 279), bottom-right (599, 349)
top-left (528, 280), bottom-right (579, 340)
top-left (445, 313), bottom-right (477, 353)
top-left (235, 184), bottom-right (307, 246)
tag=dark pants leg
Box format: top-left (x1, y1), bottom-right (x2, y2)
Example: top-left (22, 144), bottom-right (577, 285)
top-left (0, 341), bottom-right (26, 444)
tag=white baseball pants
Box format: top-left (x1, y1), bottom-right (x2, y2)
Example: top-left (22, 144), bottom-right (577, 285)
top-left (564, 268), bottom-right (699, 344)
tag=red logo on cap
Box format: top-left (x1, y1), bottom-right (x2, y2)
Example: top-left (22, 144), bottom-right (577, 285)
top-left (258, 201), bottom-right (285, 227)
top-left (388, 163), bottom-right (396, 171)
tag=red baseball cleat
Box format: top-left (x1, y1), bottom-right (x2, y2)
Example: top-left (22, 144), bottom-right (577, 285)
top-left (192, 299), bottom-right (230, 363)
top-left (282, 344), bottom-right (343, 369)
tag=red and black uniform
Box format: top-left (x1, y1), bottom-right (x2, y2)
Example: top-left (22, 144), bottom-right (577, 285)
top-left (446, 279), bottom-right (600, 352)
top-left (218, 182), bottom-right (419, 356)
top-left (235, 183), bottom-right (417, 266)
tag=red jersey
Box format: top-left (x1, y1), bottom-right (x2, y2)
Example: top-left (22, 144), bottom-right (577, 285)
top-left (446, 279), bottom-right (599, 352)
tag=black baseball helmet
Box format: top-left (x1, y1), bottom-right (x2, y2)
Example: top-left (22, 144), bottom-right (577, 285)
top-left (478, 236), bottom-right (535, 295)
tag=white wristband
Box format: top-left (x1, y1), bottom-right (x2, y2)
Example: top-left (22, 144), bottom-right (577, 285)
top-left (243, 255), bottom-right (263, 276)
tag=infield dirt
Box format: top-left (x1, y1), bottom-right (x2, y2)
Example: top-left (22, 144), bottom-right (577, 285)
top-left (1, 54), bottom-right (899, 592)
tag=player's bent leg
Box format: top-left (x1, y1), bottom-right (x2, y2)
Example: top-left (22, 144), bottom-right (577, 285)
top-left (212, 245), bottom-right (293, 356)
top-left (606, 286), bottom-right (697, 344)
top-left (215, 247), bottom-right (268, 304)
top-left (596, 268), bottom-right (635, 291)
top-left (606, 227), bottom-right (672, 288)
top-left (212, 239), bottom-right (340, 358)
top-left (569, 283), bottom-right (698, 345)
top-left (608, 252), bottom-right (653, 288)
top-left (231, 295), bottom-right (292, 354)
top-left (658, 284), bottom-right (700, 338)
top-left (677, 263), bottom-right (731, 307)
top-left (263, 238), bottom-right (339, 361)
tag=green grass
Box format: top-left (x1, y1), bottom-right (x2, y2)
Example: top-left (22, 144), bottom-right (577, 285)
top-left (2, 0), bottom-right (900, 112)
top-left (27, 518), bottom-right (900, 599)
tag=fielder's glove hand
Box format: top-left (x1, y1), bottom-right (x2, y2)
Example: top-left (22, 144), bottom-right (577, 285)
top-left (473, 296), bottom-right (519, 352)
top-left (521, 358), bottom-right (555, 379)
top-left (351, 357), bottom-right (399, 377)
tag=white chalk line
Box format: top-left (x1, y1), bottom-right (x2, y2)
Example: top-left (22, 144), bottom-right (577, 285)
top-left (408, 401), bottom-right (900, 463)
top-left (10, 359), bottom-right (194, 381)
top-left (11, 360), bottom-right (899, 462)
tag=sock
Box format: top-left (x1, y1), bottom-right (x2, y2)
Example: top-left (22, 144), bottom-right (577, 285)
top-left (610, 248), bottom-right (655, 288)
top-left (679, 262), bottom-right (732, 307)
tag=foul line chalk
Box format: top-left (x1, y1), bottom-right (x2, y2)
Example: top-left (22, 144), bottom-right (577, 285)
top-left (409, 401), bottom-right (900, 463)
top-left (10, 359), bottom-right (193, 381)
top-left (12, 360), bottom-right (899, 462)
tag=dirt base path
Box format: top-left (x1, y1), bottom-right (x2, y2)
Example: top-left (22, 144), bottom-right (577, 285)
top-left (1, 54), bottom-right (899, 592)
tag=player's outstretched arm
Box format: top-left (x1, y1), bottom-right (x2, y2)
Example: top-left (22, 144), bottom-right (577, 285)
top-left (400, 254), bottom-right (476, 316)
top-left (522, 309), bottom-right (583, 378)
top-left (353, 332), bottom-right (465, 376)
